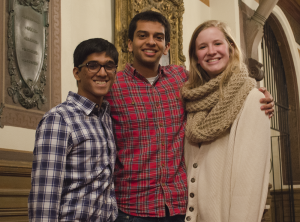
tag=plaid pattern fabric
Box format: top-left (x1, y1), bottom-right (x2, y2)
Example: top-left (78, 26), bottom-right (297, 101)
top-left (105, 64), bottom-right (188, 217)
top-left (28, 92), bottom-right (117, 222)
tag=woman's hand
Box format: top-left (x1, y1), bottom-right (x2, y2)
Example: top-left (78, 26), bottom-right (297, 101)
top-left (258, 87), bottom-right (274, 118)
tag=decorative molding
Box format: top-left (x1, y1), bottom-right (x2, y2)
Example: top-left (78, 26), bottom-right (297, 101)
top-left (0, 159), bottom-right (32, 177)
top-left (114, 0), bottom-right (186, 71)
top-left (2, 106), bottom-right (43, 129)
top-left (0, 150), bottom-right (32, 221)
top-left (0, 208), bottom-right (28, 217)
top-left (17, 0), bottom-right (46, 14)
top-left (51, 0), bottom-right (62, 107)
top-left (0, 103), bottom-right (4, 128)
top-left (247, 57), bottom-right (264, 81)
top-left (0, 189), bottom-right (30, 196)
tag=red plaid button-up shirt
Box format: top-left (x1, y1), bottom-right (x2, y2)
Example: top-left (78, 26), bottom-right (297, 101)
top-left (105, 63), bottom-right (188, 217)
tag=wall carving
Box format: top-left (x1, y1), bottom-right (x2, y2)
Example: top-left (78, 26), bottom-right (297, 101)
top-left (0, 0), bottom-right (61, 130)
top-left (114, 0), bottom-right (186, 71)
top-left (7, 0), bottom-right (49, 110)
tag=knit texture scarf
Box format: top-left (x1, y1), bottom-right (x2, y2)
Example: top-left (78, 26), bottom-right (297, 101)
top-left (181, 64), bottom-right (256, 143)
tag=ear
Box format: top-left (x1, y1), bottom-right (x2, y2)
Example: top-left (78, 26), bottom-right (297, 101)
top-left (128, 39), bottom-right (133, 52)
top-left (163, 42), bottom-right (170, 55)
top-left (73, 67), bottom-right (81, 81)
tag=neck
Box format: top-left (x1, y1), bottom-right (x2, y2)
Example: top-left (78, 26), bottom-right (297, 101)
top-left (132, 61), bottom-right (159, 78)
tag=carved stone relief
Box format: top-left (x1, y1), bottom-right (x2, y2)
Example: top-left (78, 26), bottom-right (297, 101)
top-left (7, 0), bottom-right (49, 110)
top-left (247, 57), bottom-right (264, 81)
top-left (114, 0), bottom-right (186, 71)
top-left (0, 0), bottom-right (61, 130)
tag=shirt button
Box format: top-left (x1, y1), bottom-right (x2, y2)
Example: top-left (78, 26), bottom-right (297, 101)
top-left (159, 123), bottom-right (163, 127)
top-left (186, 216), bottom-right (191, 221)
top-left (156, 103), bottom-right (159, 107)
top-left (193, 163), bottom-right (198, 168)
top-left (162, 163), bottom-right (165, 167)
top-left (162, 143), bottom-right (165, 146)
top-left (189, 207), bottom-right (194, 212)
top-left (190, 193), bottom-right (195, 198)
top-left (162, 183), bottom-right (166, 186)
top-left (131, 102), bottom-right (135, 105)
top-left (191, 178), bottom-right (195, 183)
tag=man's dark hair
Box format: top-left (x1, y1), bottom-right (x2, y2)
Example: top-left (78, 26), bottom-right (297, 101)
top-left (73, 38), bottom-right (119, 68)
top-left (128, 10), bottom-right (170, 44)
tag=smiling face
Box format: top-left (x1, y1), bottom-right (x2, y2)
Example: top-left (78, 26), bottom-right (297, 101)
top-left (195, 27), bottom-right (231, 79)
top-left (128, 20), bottom-right (170, 71)
top-left (73, 52), bottom-right (116, 105)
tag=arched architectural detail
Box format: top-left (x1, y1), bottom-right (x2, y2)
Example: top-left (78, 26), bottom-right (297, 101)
top-left (267, 10), bottom-right (300, 184)
top-left (243, 0), bottom-right (278, 80)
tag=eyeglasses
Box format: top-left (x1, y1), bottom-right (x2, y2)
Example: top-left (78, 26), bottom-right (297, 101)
top-left (78, 61), bottom-right (118, 74)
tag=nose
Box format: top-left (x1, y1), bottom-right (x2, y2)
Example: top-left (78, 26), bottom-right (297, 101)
top-left (146, 36), bottom-right (156, 46)
top-left (207, 45), bottom-right (216, 55)
top-left (96, 66), bottom-right (107, 76)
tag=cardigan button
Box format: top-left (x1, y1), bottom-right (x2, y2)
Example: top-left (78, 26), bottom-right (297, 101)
top-left (186, 216), bottom-right (191, 221)
top-left (189, 207), bottom-right (194, 212)
top-left (190, 193), bottom-right (194, 198)
top-left (193, 163), bottom-right (198, 168)
top-left (191, 178), bottom-right (195, 183)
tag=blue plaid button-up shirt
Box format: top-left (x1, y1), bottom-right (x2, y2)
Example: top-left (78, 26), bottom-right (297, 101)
top-left (28, 91), bottom-right (117, 222)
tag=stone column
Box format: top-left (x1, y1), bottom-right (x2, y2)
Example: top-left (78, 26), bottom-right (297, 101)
top-left (245, 0), bottom-right (278, 81)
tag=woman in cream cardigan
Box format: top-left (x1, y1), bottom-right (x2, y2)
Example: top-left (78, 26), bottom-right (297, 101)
top-left (181, 20), bottom-right (270, 222)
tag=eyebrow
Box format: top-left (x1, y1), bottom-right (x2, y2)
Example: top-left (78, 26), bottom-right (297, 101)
top-left (88, 60), bottom-right (115, 64)
top-left (136, 30), bottom-right (165, 36)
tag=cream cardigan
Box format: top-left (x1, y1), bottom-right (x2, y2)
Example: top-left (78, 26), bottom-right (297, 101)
top-left (184, 88), bottom-right (270, 222)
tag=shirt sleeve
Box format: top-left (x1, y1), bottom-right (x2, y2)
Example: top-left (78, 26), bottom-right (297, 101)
top-left (28, 112), bottom-right (70, 222)
top-left (229, 89), bottom-right (271, 222)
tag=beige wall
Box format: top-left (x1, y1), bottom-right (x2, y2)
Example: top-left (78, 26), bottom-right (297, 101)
top-left (183, 0), bottom-right (210, 70)
top-left (210, 0), bottom-right (241, 47)
top-left (61, 0), bottom-right (115, 101)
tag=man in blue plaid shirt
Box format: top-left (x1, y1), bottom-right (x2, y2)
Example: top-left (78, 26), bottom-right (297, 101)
top-left (28, 38), bottom-right (119, 222)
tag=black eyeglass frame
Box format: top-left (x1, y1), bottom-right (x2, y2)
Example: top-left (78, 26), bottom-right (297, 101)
top-left (78, 61), bottom-right (118, 74)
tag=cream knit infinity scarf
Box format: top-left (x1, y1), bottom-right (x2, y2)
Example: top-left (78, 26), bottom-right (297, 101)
top-left (181, 64), bottom-right (256, 143)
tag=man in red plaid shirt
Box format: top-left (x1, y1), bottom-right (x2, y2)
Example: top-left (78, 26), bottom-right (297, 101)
top-left (105, 11), bottom-right (274, 222)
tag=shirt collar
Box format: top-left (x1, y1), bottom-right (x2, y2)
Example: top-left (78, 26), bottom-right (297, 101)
top-left (67, 91), bottom-right (110, 116)
top-left (124, 63), bottom-right (166, 79)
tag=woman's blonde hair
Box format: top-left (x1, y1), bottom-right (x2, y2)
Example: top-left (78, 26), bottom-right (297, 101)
top-left (185, 20), bottom-right (243, 91)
